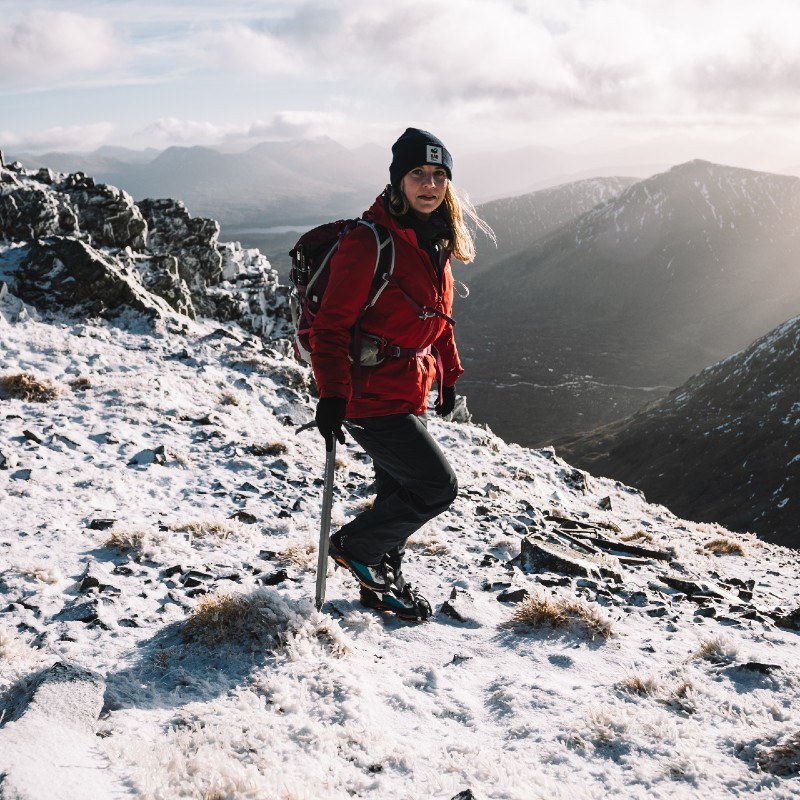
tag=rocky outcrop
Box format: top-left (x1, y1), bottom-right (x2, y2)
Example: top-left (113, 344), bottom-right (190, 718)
top-left (133, 253), bottom-right (196, 318)
top-left (62, 172), bottom-right (146, 250)
top-left (0, 185), bottom-right (78, 240)
top-left (0, 158), bottom-right (291, 339)
top-left (138, 198), bottom-right (222, 310)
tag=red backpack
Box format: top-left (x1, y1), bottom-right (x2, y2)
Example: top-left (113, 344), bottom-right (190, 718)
top-left (289, 219), bottom-right (395, 366)
top-left (289, 218), bottom-right (455, 397)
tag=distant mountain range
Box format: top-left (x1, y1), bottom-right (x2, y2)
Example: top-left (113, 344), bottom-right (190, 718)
top-left (10, 138), bottom-right (388, 229)
top-left (458, 160), bottom-right (800, 447)
top-left (9, 141), bottom-right (800, 471)
top-left (6, 141), bottom-right (649, 277)
top-left (555, 313), bottom-right (800, 548)
top-left (9, 138), bottom-right (668, 231)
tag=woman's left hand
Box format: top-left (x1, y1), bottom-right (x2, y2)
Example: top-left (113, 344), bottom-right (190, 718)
top-left (435, 385), bottom-right (456, 417)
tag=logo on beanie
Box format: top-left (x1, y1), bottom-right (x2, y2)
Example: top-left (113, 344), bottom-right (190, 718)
top-left (426, 145), bottom-right (442, 164)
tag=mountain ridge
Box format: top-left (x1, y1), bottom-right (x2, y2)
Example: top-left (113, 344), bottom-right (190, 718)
top-left (458, 159), bottom-right (800, 447)
top-left (555, 312), bottom-right (800, 547)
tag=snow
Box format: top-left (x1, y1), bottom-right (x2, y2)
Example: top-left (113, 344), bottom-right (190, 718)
top-left (2, 296), bottom-right (800, 799)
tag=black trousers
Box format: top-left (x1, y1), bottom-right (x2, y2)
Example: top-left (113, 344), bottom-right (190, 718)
top-left (337, 413), bottom-right (458, 564)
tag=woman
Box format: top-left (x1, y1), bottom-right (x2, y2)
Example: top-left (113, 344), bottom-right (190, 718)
top-left (310, 127), bottom-right (490, 621)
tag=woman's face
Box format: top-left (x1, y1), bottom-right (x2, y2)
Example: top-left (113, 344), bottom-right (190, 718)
top-left (400, 165), bottom-right (449, 218)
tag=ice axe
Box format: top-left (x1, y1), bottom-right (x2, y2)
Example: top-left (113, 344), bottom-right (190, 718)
top-left (315, 437), bottom-right (337, 610)
top-left (297, 419), bottom-right (337, 611)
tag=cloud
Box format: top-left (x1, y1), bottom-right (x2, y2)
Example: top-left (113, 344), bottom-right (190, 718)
top-left (0, 123), bottom-right (115, 153)
top-left (237, 111), bottom-right (353, 141)
top-left (194, 21), bottom-right (301, 76)
top-left (135, 112), bottom-right (350, 148)
top-left (6, 0), bottom-right (800, 159)
top-left (135, 118), bottom-right (242, 146)
top-left (203, 0), bottom-right (800, 119)
top-left (0, 11), bottom-right (121, 88)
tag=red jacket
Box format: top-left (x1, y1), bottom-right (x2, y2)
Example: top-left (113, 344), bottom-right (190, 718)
top-left (309, 193), bottom-right (463, 418)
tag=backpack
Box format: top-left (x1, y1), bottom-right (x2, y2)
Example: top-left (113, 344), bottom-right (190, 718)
top-left (289, 218), bottom-right (395, 367)
top-left (289, 217), bottom-right (456, 399)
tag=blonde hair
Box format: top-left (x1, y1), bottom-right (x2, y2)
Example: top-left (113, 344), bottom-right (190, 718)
top-left (387, 182), bottom-right (495, 264)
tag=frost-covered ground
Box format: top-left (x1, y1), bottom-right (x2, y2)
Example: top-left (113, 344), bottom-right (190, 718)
top-left (2, 295), bottom-right (800, 799)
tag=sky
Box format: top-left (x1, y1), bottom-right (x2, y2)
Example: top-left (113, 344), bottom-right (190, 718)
top-left (3, 0), bottom-right (800, 169)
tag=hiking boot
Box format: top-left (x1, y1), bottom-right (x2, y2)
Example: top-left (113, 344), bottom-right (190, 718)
top-left (328, 535), bottom-right (393, 592)
top-left (359, 584), bottom-right (432, 622)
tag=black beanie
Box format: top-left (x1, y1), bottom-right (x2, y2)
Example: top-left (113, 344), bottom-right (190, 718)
top-left (389, 128), bottom-right (453, 188)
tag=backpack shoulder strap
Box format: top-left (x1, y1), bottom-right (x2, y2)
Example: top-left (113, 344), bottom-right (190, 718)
top-left (354, 219), bottom-right (394, 308)
top-left (350, 220), bottom-right (395, 399)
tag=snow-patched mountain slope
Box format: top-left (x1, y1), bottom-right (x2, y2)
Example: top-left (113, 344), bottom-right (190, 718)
top-left (2, 299), bottom-right (800, 799)
top-left (459, 160), bottom-right (800, 448)
top-left (473, 176), bottom-right (637, 273)
top-left (557, 314), bottom-right (800, 549)
top-left (471, 159), bottom-right (800, 352)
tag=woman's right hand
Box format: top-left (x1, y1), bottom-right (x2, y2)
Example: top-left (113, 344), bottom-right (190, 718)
top-left (315, 397), bottom-right (347, 451)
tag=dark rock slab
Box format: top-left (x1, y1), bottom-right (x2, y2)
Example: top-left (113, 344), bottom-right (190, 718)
top-left (497, 588), bottom-right (530, 604)
top-left (15, 237), bottom-right (175, 320)
top-left (771, 607), bottom-right (800, 631)
top-left (519, 536), bottom-right (622, 583)
top-left (659, 575), bottom-right (725, 601)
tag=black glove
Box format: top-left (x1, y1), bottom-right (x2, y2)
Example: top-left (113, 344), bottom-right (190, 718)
top-left (434, 384), bottom-right (456, 417)
top-left (316, 397), bottom-right (347, 451)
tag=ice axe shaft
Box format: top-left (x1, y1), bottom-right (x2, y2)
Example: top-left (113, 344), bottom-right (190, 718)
top-left (315, 439), bottom-right (336, 611)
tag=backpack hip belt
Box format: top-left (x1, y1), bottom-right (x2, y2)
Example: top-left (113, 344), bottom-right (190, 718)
top-left (354, 336), bottom-right (445, 404)
top-left (384, 344), bottom-right (432, 359)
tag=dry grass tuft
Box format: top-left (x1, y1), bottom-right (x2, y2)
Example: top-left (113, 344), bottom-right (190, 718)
top-left (182, 592), bottom-right (291, 647)
top-left (617, 672), bottom-right (662, 697)
top-left (616, 671), bottom-right (698, 714)
top-left (105, 529), bottom-right (148, 553)
top-left (219, 390), bottom-right (239, 406)
top-left (313, 620), bottom-right (351, 657)
top-left (621, 530), bottom-right (654, 543)
top-left (755, 731), bottom-right (800, 776)
top-left (169, 520), bottom-right (241, 540)
top-left (407, 530), bottom-right (450, 556)
top-left (703, 537), bottom-right (745, 556)
top-left (504, 593), bottom-right (613, 640)
top-left (581, 705), bottom-right (630, 745)
top-left (107, 522), bottom-right (241, 557)
top-left (693, 634), bottom-right (739, 664)
top-left (563, 705), bottom-right (634, 753)
top-left (278, 541), bottom-right (317, 570)
top-left (1, 372), bottom-right (60, 402)
top-left (664, 679), bottom-right (697, 714)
